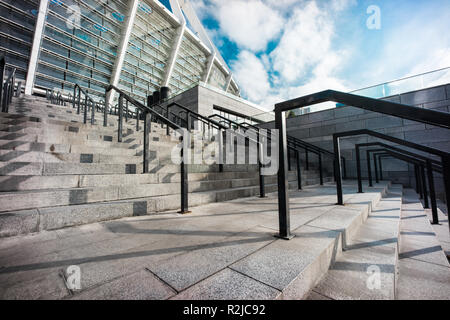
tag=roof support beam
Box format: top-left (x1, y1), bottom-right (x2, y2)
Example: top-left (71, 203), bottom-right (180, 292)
top-left (202, 52), bottom-right (215, 82)
top-left (25, 0), bottom-right (49, 95)
top-left (225, 73), bottom-right (232, 92)
top-left (106, 0), bottom-right (139, 105)
top-left (162, 24), bottom-right (185, 87)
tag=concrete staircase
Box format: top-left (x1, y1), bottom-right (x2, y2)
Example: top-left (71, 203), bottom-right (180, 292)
top-left (0, 95), bottom-right (333, 237)
top-left (307, 187), bottom-right (450, 300)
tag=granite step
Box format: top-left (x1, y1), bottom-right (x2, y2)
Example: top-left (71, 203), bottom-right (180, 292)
top-left (307, 185), bottom-right (403, 300)
top-left (0, 180), bottom-right (302, 237)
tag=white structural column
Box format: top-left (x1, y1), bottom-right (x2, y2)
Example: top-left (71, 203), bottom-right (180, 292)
top-left (164, 0), bottom-right (187, 87)
top-left (162, 24), bottom-right (185, 87)
top-left (25, 0), bottom-right (49, 95)
top-left (202, 52), bottom-right (215, 83)
top-left (225, 73), bottom-right (232, 92)
top-left (107, 0), bottom-right (139, 105)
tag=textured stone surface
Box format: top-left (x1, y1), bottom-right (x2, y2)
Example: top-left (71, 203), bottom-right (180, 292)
top-left (172, 268), bottom-right (280, 300)
top-left (70, 269), bottom-right (176, 300)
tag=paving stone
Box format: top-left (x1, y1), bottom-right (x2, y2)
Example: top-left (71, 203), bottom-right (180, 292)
top-left (70, 269), bottom-right (175, 300)
top-left (313, 243), bottom-right (397, 300)
top-left (172, 268), bottom-right (280, 300)
top-left (148, 226), bottom-right (275, 291)
top-left (396, 258), bottom-right (450, 300)
top-left (230, 225), bottom-right (341, 298)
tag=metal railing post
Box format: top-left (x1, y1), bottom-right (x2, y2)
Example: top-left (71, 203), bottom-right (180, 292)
top-left (219, 129), bottom-right (224, 173)
top-left (187, 112), bottom-right (191, 131)
top-left (287, 148), bottom-right (291, 171)
top-left (77, 88), bottom-right (81, 114)
top-left (73, 86), bottom-right (76, 110)
top-left (356, 145), bottom-right (363, 193)
top-left (258, 132), bottom-right (265, 197)
top-left (342, 157), bottom-right (347, 180)
top-left (366, 150), bottom-right (373, 187)
top-left (420, 165), bottom-right (429, 209)
top-left (118, 94), bottom-right (123, 142)
top-left (143, 111), bottom-right (151, 173)
top-left (103, 95), bottom-right (108, 127)
top-left (0, 57), bottom-right (4, 112)
top-left (441, 155), bottom-right (450, 232)
top-left (319, 153), bottom-right (323, 185)
top-left (136, 109), bottom-right (139, 131)
top-left (379, 156), bottom-right (384, 180)
top-left (414, 165), bottom-right (420, 194)
top-left (125, 100), bottom-right (129, 123)
top-left (415, 165), bottom-right (424, 199)
top-left (179, 134), bottom-right (190, 214)
top-left (305, 149), bottom-right (309, 170)
top-left (83, 93), bottom-right (88, 124)
top-left (334, 135), bottom-right (344, 204)
top-left (166, 105), bottom-right (171, 136)
top-left (275, 110), bottom-right (292, 239)
top-left (426, 159), bottom-right (439, 224)
top-left (16, 81), bottom-right (22, 97)
top-left (296, 150), bottom-right (302, 190)
top-left (91, 100), bottom-right (95, 125)
top-left (374, 153), bottom-right (379, 184)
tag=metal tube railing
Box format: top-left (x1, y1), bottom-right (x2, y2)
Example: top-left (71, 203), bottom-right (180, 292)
top-left (1, 56), bottom-right (16, 114)
top-left (106, 85), bottom-right (190, 214)
top-left (275, 89), bottom-right (450, 239)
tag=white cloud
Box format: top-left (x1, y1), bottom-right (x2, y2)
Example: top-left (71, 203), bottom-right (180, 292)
top-left (270, 2), bottom-right (334, 83)
top-left (231, 51), bottom-right (272, 103)
top-left (215, 0), bottom-right (284, 52)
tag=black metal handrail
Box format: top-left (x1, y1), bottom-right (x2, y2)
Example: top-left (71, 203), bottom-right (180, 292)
top-left (150, 103), bottom-right (186, 131)
top-left (334, 130), bottom-right (450, 234)
top-left (168, 102), bottom-right (269, 197)
top-left (355, 141), bottom-right (442, 192)
top-left (210, 113), bottom-right (345, 184)
top-left (106, 85), bottom-right (189, 213)
top-left (275, 89), bottom-right (450, 129)
top-left (364, 147), bottom-right (441, 223)
top-left (274, 90), bottom-right (450, 239)
top-left (73, 84), bottom-right (98, 125)
top-left (1, 56), bottom-right (16, 113)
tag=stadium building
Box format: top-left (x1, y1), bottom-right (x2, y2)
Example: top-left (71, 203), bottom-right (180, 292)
top-left (0, 0), bottom-right (241, 104)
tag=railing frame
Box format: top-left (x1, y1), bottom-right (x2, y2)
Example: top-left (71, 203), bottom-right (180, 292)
top-left (106, 85), bottom-right (190, 214)
top-left (1, 56), bottom-right (16, 114)
top-left (275, 90), bottom-right (450, 239)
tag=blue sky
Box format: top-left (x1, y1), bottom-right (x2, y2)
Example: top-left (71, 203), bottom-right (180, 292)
top-left (162, 0), bottom-right (450, 110)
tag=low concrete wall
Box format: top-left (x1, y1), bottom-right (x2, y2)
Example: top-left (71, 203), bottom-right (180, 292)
top-left (260, 84), bottom-right (450, 202)
top-left (164, 84), bottom-right (270, 121)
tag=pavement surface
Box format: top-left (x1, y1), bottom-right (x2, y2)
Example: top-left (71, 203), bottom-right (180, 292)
top-left (0, 181), bottom-right (389, 300)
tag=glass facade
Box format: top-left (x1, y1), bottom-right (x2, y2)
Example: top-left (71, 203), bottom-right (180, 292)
top-left (120, 0), bottom-right (175, 103)
top-left (35, 0), bottom-right (126, 100)
top-left (0, 0), bottom-right (238, 103)
top-left (0, 0), bottom-right (39, 80)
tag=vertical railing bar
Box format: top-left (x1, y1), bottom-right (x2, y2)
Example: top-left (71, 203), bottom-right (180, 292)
top-left (374, 153), bottom-right (379, 184)
top-left (366, 150), bottom-right (373, 187)
top-left (275, 110), bottom-right (292, 239)
top-left (319, 153), bottom-right (323, 185)
top-left (427, 159), bottom-right (439, 224)
top-left (420, 165), bottom-right (429, 209)
top-left (118, 94), bottom-right (123, 142)
top-left (356, 145), bottom-right (363, 193)
top-left (333, 135), bottom-right (343, 204)
top-left (296, 150), bottom-right (302, 190)
top-left (143, 110), bottom-right (151, 173)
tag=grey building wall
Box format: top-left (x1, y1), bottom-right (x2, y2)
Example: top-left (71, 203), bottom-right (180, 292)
top-left (259, 84), bottom-right (450, 202)
top-left (164, 83), bottom-right (271, 121)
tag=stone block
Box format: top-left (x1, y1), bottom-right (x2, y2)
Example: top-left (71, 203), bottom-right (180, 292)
top-left (400, 86), bottom-right (446, 106)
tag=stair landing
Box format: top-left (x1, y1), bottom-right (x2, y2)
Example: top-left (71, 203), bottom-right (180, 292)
top-left (0, 180), bottom-right (389, 300)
